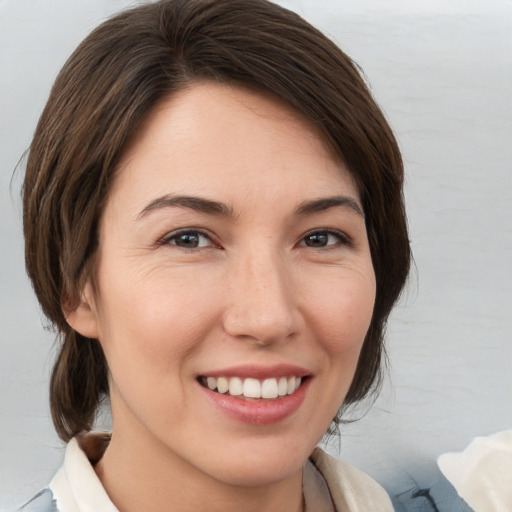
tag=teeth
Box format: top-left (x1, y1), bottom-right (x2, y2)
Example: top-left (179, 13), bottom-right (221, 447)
top-left (217, 377), bottom-right (229, 394)
top-left (206, 377), bottom-right (217, 390)
top-left (278, 377), bottom-right (288, 396)
top-left (228, 377), bottom-right (243, 396)
top-left (202, 376), bottom-right (304, 399)
top-left (243, 378), bottom-right (261, 398)
top-left (261, 378), bottom-right (278, 399)
top-left (287, 376), bottom-right (296, 394)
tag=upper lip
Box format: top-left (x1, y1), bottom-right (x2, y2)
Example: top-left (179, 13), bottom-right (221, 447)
top-left (199, 364), bottom-right (311, 380)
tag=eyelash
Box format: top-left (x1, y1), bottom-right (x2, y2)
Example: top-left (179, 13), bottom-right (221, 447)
top-left (159, 228), bottom-right (351, 250)
top-left (299, 229), bottom-right (352, 249)
top-left (159, 229), bottom-right (217, 249)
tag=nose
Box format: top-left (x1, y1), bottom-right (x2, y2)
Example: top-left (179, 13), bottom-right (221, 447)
top-left (222, 248), bottom-right (301, 345)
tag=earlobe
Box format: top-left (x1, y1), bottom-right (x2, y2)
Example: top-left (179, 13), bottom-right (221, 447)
top-left (64, 283), bottom-right (100, 339)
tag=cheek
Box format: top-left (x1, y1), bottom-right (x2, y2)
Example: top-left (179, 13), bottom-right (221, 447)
top-left (93, 263), bottom-right (223, 371)
top-left (304, 271), bottom-right (376, 358)
top-left (311, 274), bottom-right (376, 418)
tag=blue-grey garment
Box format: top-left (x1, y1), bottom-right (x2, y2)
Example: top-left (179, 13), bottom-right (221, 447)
top-left (19, 477), bottom-right (475, 512)
top-left (19, 489), bottom-right (57, 512)
top-left (391, 466), bottom-right (475, 512)
top-left (19, 453), bottom-right (475, 512)
top-left (18, 466), bottom-right (337, 512)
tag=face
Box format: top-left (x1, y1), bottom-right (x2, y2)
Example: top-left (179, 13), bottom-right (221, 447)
top-left (73, 82), bottom-right (376, 487)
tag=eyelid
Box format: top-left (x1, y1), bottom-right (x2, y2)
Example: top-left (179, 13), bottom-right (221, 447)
top-left (299, 228), bottom-right (353, 248)
top-left (158, 228), bottom-right (219, 248)
top-left (156, 227), bottom-right (352, 249)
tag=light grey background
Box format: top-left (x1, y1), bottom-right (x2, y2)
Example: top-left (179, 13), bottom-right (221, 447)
top-left (1, 0), bottom-right (511, 510)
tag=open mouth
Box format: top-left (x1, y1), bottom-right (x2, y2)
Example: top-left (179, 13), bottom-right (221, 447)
top-left (198, 375), bottom-right (308, 400)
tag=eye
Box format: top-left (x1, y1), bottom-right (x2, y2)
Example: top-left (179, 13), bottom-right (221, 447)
top-left (300, 230), bottom-right (350, 248)
top-left (162, 229), bottom-right (214, 249)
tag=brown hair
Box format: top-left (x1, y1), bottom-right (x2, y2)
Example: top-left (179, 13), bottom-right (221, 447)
top-left (23, 0), bottom-right (410, 442)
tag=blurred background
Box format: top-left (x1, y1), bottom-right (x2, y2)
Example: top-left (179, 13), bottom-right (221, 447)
top-left (1, 0), bottom-right (511, 510)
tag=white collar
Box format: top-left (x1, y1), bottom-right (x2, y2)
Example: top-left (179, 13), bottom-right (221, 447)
top-left (48, 435), bottom-right (391, 512)
top-left (49, 437), bottom-right (118, 512)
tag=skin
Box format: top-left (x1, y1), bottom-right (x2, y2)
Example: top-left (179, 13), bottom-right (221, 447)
top-left (68, 82), bottom-right (376, 512)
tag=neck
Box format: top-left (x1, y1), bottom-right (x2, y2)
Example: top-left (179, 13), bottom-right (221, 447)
top-left (93, 425), bottom-right (304, 512)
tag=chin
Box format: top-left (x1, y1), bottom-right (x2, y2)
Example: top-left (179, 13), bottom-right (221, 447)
top-left (212, 459), bottom-right (303, 488)
top-left (200, 436), bottom-right (314, 488)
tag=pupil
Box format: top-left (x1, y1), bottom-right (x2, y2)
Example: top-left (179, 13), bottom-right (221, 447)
top-left (178, 233), bottom-right (199, 247)
top-left (306, 233), bottom-right (328, 247)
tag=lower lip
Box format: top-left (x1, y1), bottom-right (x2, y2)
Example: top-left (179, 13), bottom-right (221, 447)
top-left (199, 379), bottom-right (310, 426)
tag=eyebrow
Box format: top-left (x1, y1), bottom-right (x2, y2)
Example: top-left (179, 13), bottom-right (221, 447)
top-left (137, 193), bottom-right (364, 220)
top-left (295, 196), bottom-right (364, 218)
top-left (137, 194), bottom-right (235, 219)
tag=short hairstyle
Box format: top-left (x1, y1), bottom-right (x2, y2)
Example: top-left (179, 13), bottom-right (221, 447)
top-left (23, 0), bottom-right (410, 442)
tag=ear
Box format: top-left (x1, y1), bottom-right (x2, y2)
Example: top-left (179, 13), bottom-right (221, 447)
top-left (64, 282), bottom-right (100, 339)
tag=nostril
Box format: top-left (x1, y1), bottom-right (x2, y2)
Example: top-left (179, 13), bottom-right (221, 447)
top-left (222, 308), bottom-right (299, 345)
top-left (221, 267), bottom-right (300, 343)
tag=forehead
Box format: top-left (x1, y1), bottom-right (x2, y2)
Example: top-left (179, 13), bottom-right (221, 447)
top-left (109, 82), bottom-right (358, 214)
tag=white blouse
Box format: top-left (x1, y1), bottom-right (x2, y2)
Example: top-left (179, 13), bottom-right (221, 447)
top-left (49, 438), bottom-right (117, 512)
top-left (37, 433), bottom-right (393, 512)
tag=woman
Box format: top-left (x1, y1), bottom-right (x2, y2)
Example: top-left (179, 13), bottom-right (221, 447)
top-left (22, 0), bottom-right (410, 510)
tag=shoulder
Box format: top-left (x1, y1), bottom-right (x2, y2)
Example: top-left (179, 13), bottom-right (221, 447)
top-left (19, 488), bottom-right (57, 512)
top-left (310, 447), bottom-right (394, 512)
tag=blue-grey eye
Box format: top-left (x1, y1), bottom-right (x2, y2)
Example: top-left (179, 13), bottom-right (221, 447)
top-left (301, 231), bottom-right (345, 248)
top-left (167, 230), bottom-right (212, 248)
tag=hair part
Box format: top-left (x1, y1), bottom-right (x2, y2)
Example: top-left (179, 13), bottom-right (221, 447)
top-left (23, 0), bottom-right (410, 442)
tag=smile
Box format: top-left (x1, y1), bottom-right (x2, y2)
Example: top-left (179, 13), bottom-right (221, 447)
top-left (200, 376), bottom-right (303, 400)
